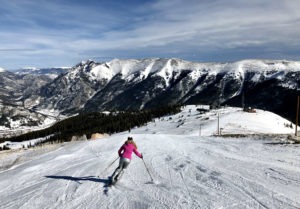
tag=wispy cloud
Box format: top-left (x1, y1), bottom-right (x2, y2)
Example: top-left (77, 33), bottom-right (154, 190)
top-left (0, 48), bottom-right (35, 52)
top-left (0, 0), bottom-right (300, 69)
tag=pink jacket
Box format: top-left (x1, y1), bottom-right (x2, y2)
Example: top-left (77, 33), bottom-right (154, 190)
top-left (118, 143), bottom-right (142, 160)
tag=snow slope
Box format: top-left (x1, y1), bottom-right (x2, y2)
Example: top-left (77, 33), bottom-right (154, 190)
top-left (0, 106), bottom-right (300, 209)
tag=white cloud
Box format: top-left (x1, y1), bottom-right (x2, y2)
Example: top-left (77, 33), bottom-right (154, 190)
top-left (0, 0), bottom-right (300, 68)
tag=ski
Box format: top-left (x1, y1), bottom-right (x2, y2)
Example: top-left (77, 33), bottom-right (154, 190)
top-left (107, 181), bottom-right (116, 187)
top-left (107, 176), bottom-right (118, 187)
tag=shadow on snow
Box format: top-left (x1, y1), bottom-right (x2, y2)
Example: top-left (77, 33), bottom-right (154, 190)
top-left (45, 175), bottom-right (110, 184)
top-left (45, 175), bottom-right (112, 195)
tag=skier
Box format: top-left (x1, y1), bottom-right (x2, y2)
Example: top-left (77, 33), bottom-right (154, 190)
top-left (110, 136), bottom-right (143, 184)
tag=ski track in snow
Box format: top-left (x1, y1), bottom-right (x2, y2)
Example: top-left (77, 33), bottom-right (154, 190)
top-left (0, 106), bottom-right (300, 209)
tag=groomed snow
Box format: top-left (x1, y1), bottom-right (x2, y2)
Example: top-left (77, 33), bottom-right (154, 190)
top-left (0, 106), bottom-right (300, 209)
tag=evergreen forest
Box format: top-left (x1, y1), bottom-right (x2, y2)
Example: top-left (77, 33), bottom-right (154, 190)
top-left (0, 105), bottom-right (181, 148)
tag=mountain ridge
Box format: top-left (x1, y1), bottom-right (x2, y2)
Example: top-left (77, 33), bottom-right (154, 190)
top-left (65, 58), bottom-right (299, 113)
top-left (1, 58), bottom-right (300, 131)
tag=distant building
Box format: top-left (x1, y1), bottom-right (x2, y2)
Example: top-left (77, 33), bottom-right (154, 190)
top-left (243, 107), bottom-right (256, 113)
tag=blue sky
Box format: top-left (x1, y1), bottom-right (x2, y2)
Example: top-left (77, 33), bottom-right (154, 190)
top-left (0, 0), bottom-right (300, 69)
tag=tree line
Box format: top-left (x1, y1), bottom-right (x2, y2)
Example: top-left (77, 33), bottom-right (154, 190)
top-left (0, 105), bottom-right (181, 147)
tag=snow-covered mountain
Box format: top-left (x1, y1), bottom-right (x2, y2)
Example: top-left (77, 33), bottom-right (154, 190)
top-left (14, 67), bottom-right (69, 79)
top-left (1, 105), bottom-right (299, 209)
top-left (1, 58), bottom-right (300, 130)
top-left (0, 68), bottom-right (65, 132)
top-left (35, 58), bottom-right (300, 119)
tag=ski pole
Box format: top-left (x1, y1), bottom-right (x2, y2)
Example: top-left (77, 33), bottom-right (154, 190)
top-left (142, 158), bottom-right (154, 182)
top-left (99, 156), bottom-right (119, 177)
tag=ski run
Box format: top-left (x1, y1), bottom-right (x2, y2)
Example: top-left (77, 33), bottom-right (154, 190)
top-left (0, 105), bottom-right (300, 209)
